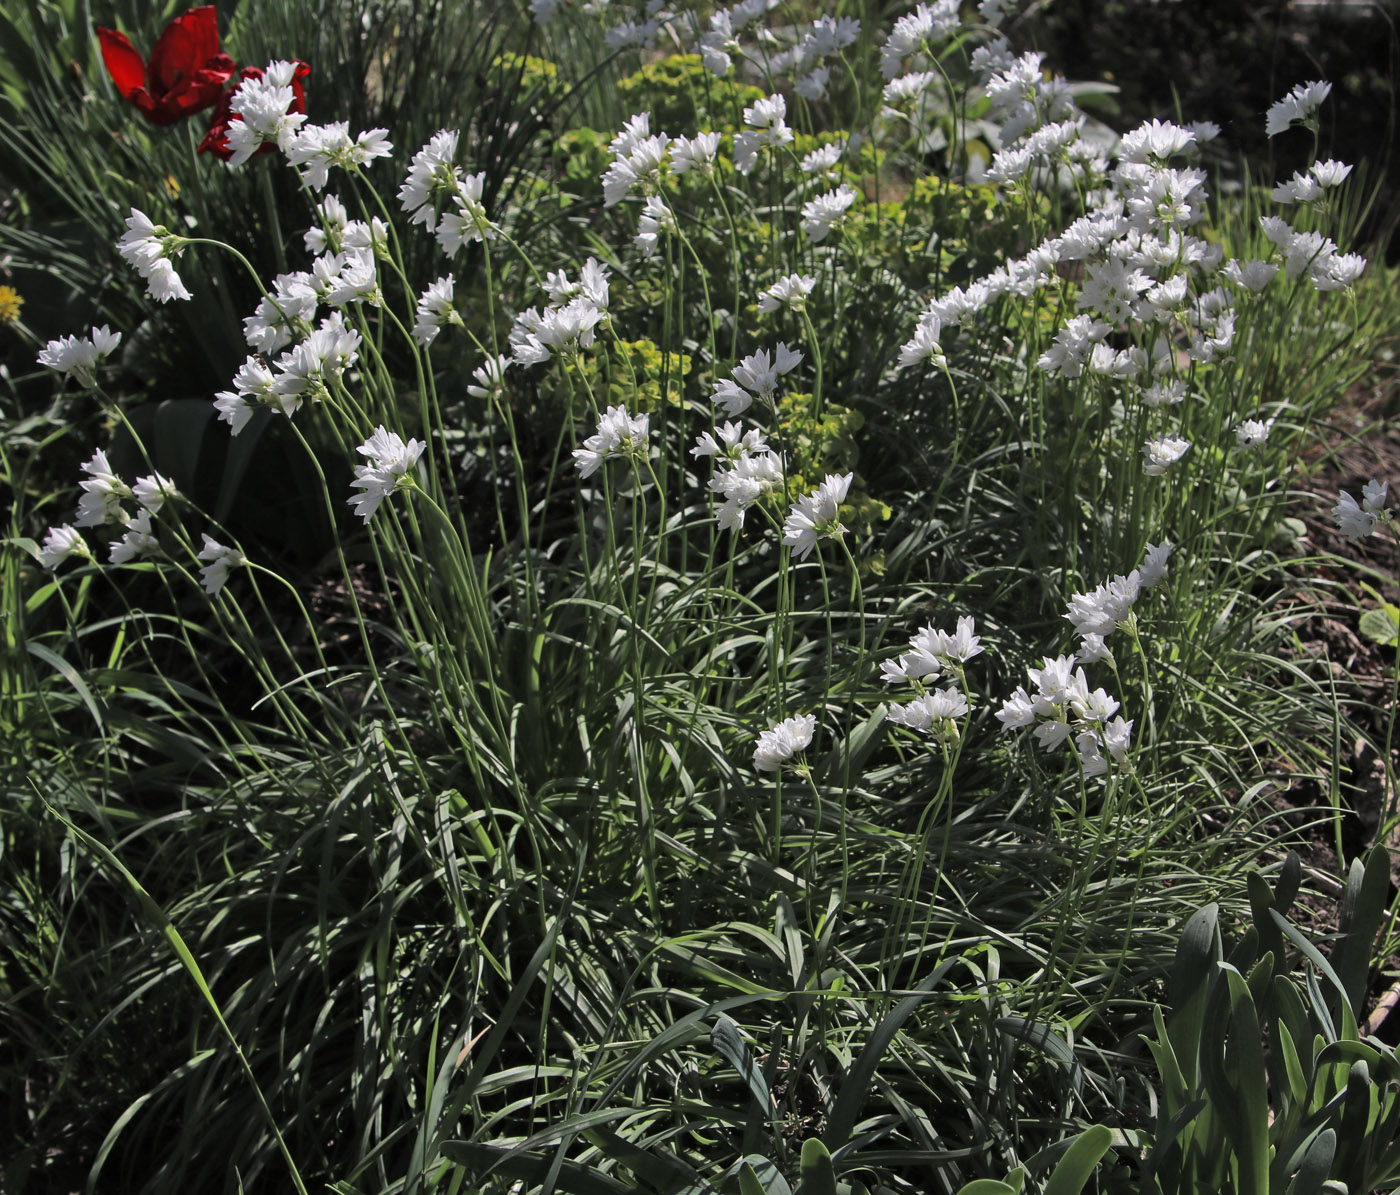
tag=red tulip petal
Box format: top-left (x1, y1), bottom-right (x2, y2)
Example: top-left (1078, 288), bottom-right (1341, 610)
top-left (174, 6), bottom-right (222, 65)
top-left (96, 27), bottom-right (147, 97)
top-left (148, 19), bottom-right (198, 97)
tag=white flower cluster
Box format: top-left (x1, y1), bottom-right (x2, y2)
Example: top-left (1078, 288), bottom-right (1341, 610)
top-left (37, 325), bottom-right (121, 388)
top-left (572, 405), bottom-right (651, 479)
top-left (688, 2), bottom-right (857, 100)
top-left (711, 343), bottom-right (803, 416)
top-left (735, 94), bottom-right (794, 175)
top-left (215, 313), bottom-right (362, 434)
top-left (1272, 159), bottom-right (1352, 205)
top-left (348, 426), bottom-right (425, 522)
top-left (510, 258), bottom-right (610, 366)
top-left (881, 615), bottom-right (982, 742)
top-left (38, 449), bottom-right (182, 571)
top-left (782, 472), bottom-right (851, 560)
top-left (1260, 216), bottom-right (1366, 293)
top-left (635, 196), bottom-right (675, 259)
top-left (753, 712), bottom-right (816, 773)
top-left (996, 655), bottom-right (1133, 777)
top-left (1266, 80), bottom-right (1331, 138)
top-left (759, 273), bottom-right (816, 314)
top-left (117, 208), bottom-right (191, 303)
top-left (1063, 543), bottom-right (1171, 663)
top-left (225, 61), bottom-right (310, 168)
top-left (800, 185), bottom-right (858, 242)
top-left (1332, 480), bottom-right (1389, 540)
top-left (196, 535), bottom-right (246, 595)
top-left (603, 113), bottom-right (671, 206)
top-left (693, 421), bottom-right (785, 532)
top-left (286, 121), bottom-right (392, 191)
top-left (398, 130), bottom-right (496, 253)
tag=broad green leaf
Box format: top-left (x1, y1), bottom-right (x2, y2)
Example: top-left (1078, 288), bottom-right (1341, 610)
top-left (1359, 605), bottom-right (1400, 646)
top-left (796, 1139), bottom-right (836, 1195)
top-left (1042, 1125), bottom-right (1114, 1195)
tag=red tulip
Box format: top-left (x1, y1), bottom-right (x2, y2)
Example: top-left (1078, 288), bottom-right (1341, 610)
top-left (197, 62), bottom-right (310, 161)
top-left (97, 6), bottom-right (236, 127)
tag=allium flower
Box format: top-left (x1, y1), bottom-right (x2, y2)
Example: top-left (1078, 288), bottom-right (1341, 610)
top-left (199, 62), bottom-right (309, 161)
top-left (801, 142), bottom-right (845, 174)
top-left (437, 173), bottom-right (497, 254)
top-left (734, 94), bottom-right (794, 174)
top-left (1272, 171), bottom-right (1322, 205)
top-left (38, 525), bottom-right (91, 570)
top-left (1118, 118), bottom-right (1195, 163)
top-left (133, 473), bottom-right (177, 513)
top-left (1066, 572), bottom-right (1140, 638)
top-left (885, 687), bottom-right (969, 738)
top-left (670, 132), bottom-right (721, 175)
top-left (412, 277), bottom-right (460, 346)
top-left (109, 509), bottom-right (158, 565)
top-left (758, 274), bottom-right (816, 313)
top-left (348, 426), bottom-right (426, 522)
top-left (117, 208), bottom-right (192, 302)
top-left (572, 405), bottom-right (651, 478)
top-left (800, 185), bottom-right (857, 242)
top-left (1332, 480), bottom-right (1388, 540)
top-left (224, 61), bottom-right (311, 167)
top-left (399, 130), bottom-right (461, 232)
top-left (898, 315), bottom-right (946, 369)
top-left (1222, 259), bottom-right (1279, 292)
top-left (96, 7), bottom-right (234, 126)
top-left (37, 325), bottom-right (122, 388)
top-left (782, 472), bottom-right (852, 560)
top-left (1310, 159), bottom-right (1353, 188)
top-left (1266, 80), bottom-right (1332, 137)
top-left (1140, 540), bottom-right (1173, 587)
top-left (196, 534), bottom-right (245, 595)
top-left (753, 713), bottom-right (816, 772)
top-left (467, 354), bottom-right (511, 401)
top-left (884, 616), bottom-right (983, 683)
top-left (1036, 315), bottom-right (1109, 378)
top-left (881, 1), bottom-right (960, 78)
top-left (214, 355), bottom-right (277, 435)
top-left (602, 118), bottom-right (670, 204)
top-left (634, 195), bottom-right (675, 258)
top-left (75, 449), bottom-right (133, 527)
top-left (285, 122), bottom-right (392, 191)
top-left (709, 451), bottom-right (785, 531)
top-left (1143, 435), bottom-right (1190, 476)
top-left (1235, 417), bottom-right (1274, 450)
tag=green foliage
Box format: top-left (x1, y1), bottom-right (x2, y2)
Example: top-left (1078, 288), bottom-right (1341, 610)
top-left (1136, 850), bottom-right (1400, 1194)
top-left (617, 54), bottom-right (765, 134)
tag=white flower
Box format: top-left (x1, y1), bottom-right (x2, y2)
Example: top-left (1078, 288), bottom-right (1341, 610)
top-left (37, 325), bottom-right (122, 387)
top-left (795, 67), bottom-right (830, 101)
top-left (801, 142), bottom-right (844, 174)
top-left (38, 525), bottom-right (90, 570)
top-left (437, 173), bottom-right (497, 254)
top-left (1222, 259), bottom-right (1279, 292)
top-left (709, 451), bottom-right (784, 531)
top-left (75, 448), bottom-right (132, 527)
top-left (412, 277), bottom-right (459, 345)
top-left (885, 687), bottom-right (969, 737)
top-left (1118, 118), bottom-right (1195, 163)
top-left (800, 185), bottom-right (857, 242)
top-left (347, 426), bottom-right (426, 522)
top-left (1235, 417), bottom-right (1274, 450)
top-left (1333, 481), bottom-right (1388, 539)
top-left (572, 405), bottom-right (650, 478)
top-left (1036, 315), bottom-right (1109, 378)
top-left (634, 195), bottom-right (675, 258)
top-left (108, 509), bottom-right (158, 565)
top-left (1266, 80), bottom-right (1331, 138)
top-left (782, 472), bottom-right (852, 560)
top-left (898, 315), bottom-right (946, 369)
top-left (753, 713), bottom-right (816, 772)
top-left (285, 122), bottom-right (392, 190)
top-left (758, 274), bottom-right (816, 313)
top-left (1311, 159), bottom-right (1352, 188)
top-left (1312, 252), bottom-right (1367, 292)
top-left (670, 132), bottom-right (721, 175)
top-left (1066, 572), bottom-right (1140, 637)
top-left (225, 62), bottom-right (308, 167)
top-left (399, 130), bottom-right (461, 232)
top-left (133, 473), bottom-right (177, 514)
top-left (196, 534), bottom-right (245, 595)
top-left (467, 354), bottom-right (512, 401)
top-left (1140, 540), bottom-right (1173, 587)
top-left (1143, 435), bottom-right (1190, 476)
top-left (117, 208), bottom-right (191, 302)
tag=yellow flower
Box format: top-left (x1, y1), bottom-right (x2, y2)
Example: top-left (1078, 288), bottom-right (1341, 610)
top-left (0, 285), bottom-right (22, 325)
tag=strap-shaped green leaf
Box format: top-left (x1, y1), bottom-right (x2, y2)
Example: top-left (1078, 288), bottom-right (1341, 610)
top-left (712, 1015), bottom-right (773, 1116)
top-left (1286, 1129), bottom-right (1336, 1195)
top-left (1041, 1125), bottom-right (1114, 1195)
top-left (796, 1138), bottom-right (837, 1195)
top-left (1335, 845), bottom-right (1391, 1019)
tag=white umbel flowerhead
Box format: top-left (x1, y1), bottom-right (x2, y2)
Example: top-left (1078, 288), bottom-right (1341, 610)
top-left (758, 274), bottom-right (816, 314)
top-left (782, 472), bottom-right (852, 560)
top-left (37, 525), bottom-right (91, 570)
top-left (285, 122), bottom-right (392, 191)
top-left (348, 426), bottom-right (426, 522)
top-left (1266, 80), bottom-right (1332, 138)
top-left (1235, 418), bottom-right (1275, 451)
top-left (37, 325), bottom-right (122, 388)
top-left (117, 209), bottom-right (192, 303)
top-left (75, 448), bottom-right (133, 527)
top-left (196, 534), bottom-right (246, 595)
top-left (1140, 540), bottom-right (1173, 588)
top-left (412, 277), bottom-right (460, 346)
top-left (108, 509), bottom-right (158, 565)
top-left (1143, 435), bottom-right (1191, 476)
top-left (885, 687), bottom-right (969, 741)
top-left (1332, 480), bottom-right (1389, 540)
top-left (800, 185), bottom-right (858, 242)
top-left (572, 405), bottom-right (651, 479)
top-left (399, 130), bottom-right (461, 232)
top-left (225, 61), bottom-right (309, 167)
top-left (753, 713), bottom-right (816, 773)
